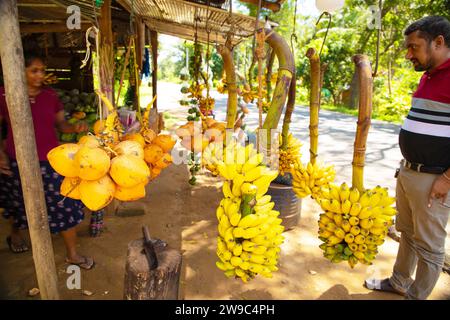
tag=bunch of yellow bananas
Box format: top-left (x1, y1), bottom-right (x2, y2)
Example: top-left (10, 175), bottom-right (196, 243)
top-left (316, 183), bottom-right (396, 268)
top-left (202, 142), bottom-right (223, 176)
top-left (215, 142), bottom-right (285, 282)
top-left (291, 161), bottom-right (335, 199)
top-left (44, 72), bottom-right (58, 85)
top-left (278, 133), bottom-right (302, 176)
top-left (187, 83), bottom-right (205, 99)
top-left (217, 79), bottom-right (227, 94)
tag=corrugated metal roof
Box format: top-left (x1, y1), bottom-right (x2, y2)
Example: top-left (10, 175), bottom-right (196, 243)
top-left (118, 0), bottom-right (275, 45)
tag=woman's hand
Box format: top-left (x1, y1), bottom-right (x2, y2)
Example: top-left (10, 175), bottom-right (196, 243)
top-left (0, 150), bottom-right (12, 176)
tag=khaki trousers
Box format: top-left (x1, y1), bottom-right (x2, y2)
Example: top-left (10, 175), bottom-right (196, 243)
top-left (390, 165), bottom-right (450, 300)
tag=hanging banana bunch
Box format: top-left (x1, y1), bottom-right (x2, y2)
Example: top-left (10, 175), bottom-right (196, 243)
top-left (291, 48), bottom-right (335, 199)
top-left (315, 55), bottom-right (396, 268)
top-left (277, 133), bottom-right (302, 177)
top-left (215, 141), bottom-right (284, 282)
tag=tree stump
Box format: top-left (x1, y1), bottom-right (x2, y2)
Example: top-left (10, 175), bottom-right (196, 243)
top-left (124, 239), bottom-right (182, 300)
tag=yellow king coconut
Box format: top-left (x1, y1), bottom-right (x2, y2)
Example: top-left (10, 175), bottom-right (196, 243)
top-left (121, 132), bottom-right (146, 148)
top-left (154, 153), bottom-right (172, 169)
top-left (110, 154), bottom-right (150, 188)
top-left (144, 144), bottom-right (164, 165)
top-left (153, 134), bottom-right (176, 153)
top-left (113, 140), bottom-right (144, 159)
top-left (47, 143), bottom-right (80, 177)
top-left (114, 181), bottom-right (147, 201)
top-left (78, 135), bottom-right (101, 148)
top-left (60, 176), bottom-right (81, 200)
top-left (79, 175), bottom-right (116, 211)
top-left (74, 146), bottom-right (111, 180)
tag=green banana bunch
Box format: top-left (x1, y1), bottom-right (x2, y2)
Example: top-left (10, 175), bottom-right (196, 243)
top-left (291, 161), bottom-right (335, 199)
top-left (278, 133), bottom-right (302, 176)
top-left (316, 183), bottom-right (396, 268)
top-left (215, 143), bottom-right (284, 282)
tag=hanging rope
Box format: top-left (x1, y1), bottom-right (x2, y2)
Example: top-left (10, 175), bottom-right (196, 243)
top-left (115, 37), bottom-right (133, 107)
top-left (316, 12), bottom-right (332, 58)
top-left (372, 0), bottom-right (383, 77)
top-left (290, 0), bottom-right (298, 55)
top-left (205, 0), bottom-right (212, 112)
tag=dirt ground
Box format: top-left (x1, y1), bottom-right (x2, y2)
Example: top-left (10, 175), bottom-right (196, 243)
top-left (0, 100), bottom-right (449, 300)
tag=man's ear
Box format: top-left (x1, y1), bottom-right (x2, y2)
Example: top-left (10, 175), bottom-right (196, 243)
top-left (433, 35), bottom-right (445, 49)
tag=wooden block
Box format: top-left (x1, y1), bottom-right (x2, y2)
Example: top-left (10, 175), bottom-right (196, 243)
top-left (124, 239), bottom-right (182, 300)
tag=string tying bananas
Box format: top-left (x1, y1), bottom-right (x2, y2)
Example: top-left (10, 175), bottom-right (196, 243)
top-left (277, 133), bottom-right (302, 176)
top-left (316, 183), bottom-right (396, 268)
top-left (291, 161), bottom-right (335, 199)
top-left (215, 142), bottom-right (285, 282)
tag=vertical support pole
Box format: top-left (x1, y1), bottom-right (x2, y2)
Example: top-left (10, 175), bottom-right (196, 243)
top-left (150, 30), bottom-right (158, 110)
top-left (98, 0), bottom-right (114, 108)
top-left (0, 0), bottom-right (59, 300)
top-left (98, 0), bottom-right (119, 215)
top-left (136, 17), bottom-right (145, 71)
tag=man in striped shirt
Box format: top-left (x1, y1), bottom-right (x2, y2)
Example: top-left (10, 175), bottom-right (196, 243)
top-left (366, 16), bottom-right (450, 299)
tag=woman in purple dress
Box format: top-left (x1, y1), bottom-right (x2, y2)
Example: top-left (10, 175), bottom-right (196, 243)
top-left (0, 52), bottom-right (94, 269)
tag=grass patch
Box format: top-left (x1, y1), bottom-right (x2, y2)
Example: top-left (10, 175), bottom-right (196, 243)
top-left (296, 100), bottom-right (404, 124)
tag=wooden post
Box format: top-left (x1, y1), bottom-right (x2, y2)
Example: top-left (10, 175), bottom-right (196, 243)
top-left (98, 0), bottom-right (119, 215)
top-left (98, 0), bottom-right (114, 106)
top-left (124, 239), bottom-right (182, 300)
top-left (136, 17), bottom-right (146, 71)
top-left (0, 0), bottom-right (59, 300)
top-left (150, 30), bottom-right (158, 110)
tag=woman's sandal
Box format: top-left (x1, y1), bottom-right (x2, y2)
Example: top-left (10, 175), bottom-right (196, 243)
top-left (65, 256), bottom-right (95, 270)
top-left (6, 236), bottom-right (29, 253)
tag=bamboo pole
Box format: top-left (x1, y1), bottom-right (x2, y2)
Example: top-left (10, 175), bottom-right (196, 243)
top-left (262, 28), bottom-right (295, 131)
top-left (218, 45), bottom-right (238, 130)
top-left (280, 75), bottom-right (296, 150)
top-left (351, 54), bottom-right (373, 192)
top-left (306, 48), bottom-right (321, 165)
top-left (0, 0), bottom-right (59, 300)
top-left (265, 49), bottom-right (275, 102)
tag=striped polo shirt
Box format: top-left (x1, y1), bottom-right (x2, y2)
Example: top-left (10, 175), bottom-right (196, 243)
top-left (399, 58), bottom-right (450, 168)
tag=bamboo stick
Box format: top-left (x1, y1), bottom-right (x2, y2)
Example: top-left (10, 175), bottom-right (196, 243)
top-left (266, 48), bottom-right (275, 102)
top-left (281, 75), bottom-right (296, 150)
top-left (0, 0), bottom-right (59, 300)
top-left (306, 48), bottom-right (321, 165)
top-left (218, 44), bottom-right (238, 130)
top-left (352, 54), bottom-right (373, 192)
top-left (262, 28), bottom-right (295, 131)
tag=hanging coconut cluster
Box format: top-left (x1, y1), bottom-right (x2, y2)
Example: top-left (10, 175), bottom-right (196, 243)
top-left (214, 142), bottom-right (285, 282)
top-left (48, 93), bottom-right (175, 211)
top-left (175, 118), bottom-right (227, 153)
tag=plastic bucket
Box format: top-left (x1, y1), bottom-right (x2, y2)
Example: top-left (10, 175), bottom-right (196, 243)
top-left (266, 182), bottom-right (301, 231)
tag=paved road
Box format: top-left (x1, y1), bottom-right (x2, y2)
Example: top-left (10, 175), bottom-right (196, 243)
top-left (158, 81), bottom-right (402, 193)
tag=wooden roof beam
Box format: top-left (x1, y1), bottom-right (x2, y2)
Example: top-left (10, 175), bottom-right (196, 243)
top-left (20, 22), bottom-right (91, 33)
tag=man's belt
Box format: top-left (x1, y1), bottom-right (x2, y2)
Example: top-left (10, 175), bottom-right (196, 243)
top-left (401, 159), bottom-right (447, 174)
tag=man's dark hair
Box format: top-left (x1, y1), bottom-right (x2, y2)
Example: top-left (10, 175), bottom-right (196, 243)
top-left (405, 16), bottom-right (450, 48)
